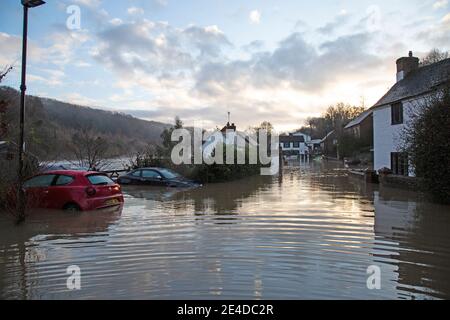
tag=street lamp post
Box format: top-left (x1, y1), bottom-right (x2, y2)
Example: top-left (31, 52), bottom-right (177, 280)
top-left (17, 0), bottom-right (45, 223)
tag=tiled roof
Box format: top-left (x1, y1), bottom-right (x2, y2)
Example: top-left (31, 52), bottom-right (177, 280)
top-left (344, 109), bottom-right (372, 129)
top-left (372, 58), bottom-right (450, 109)
top-left (320, 131), bottom-right (335, 143)
top-left (280, 135), bottom-right (305, 143)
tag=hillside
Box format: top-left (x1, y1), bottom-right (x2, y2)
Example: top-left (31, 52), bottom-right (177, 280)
top-left (0, 86), bottom-right (170, 160)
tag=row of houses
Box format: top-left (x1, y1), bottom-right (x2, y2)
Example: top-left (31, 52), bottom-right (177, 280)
top-left (279, 52), bottom-right (449, 178)
top-left (341, 52), bottom-right (450, 177)
top-left (279, 132), bottom-right (321, 157)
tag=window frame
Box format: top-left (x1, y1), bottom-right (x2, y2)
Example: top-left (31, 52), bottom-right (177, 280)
top-left (141, 170), bottom-right (161, 179)
top-left (86, 174), bottom-right (115, 186)
top-left (23, 174), bottom-right (57, 188)
top-left (391, 102), bottom-right (404, 125)
top-left (391, 152), bottom-right (409, 176)
top-left (131, 170), bottom-right (142, 177)
top-left (158, 169), bottom-right (179, 179)
top-left (54, 175), bottom-right (75, 186)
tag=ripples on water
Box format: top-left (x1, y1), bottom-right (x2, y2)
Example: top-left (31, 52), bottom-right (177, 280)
top-left (1, 162), bottom-right (450, 300)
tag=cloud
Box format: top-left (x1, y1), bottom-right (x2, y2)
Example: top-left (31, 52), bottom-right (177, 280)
top-left (185, 31), bottom-right (389, 130)
top-left (63, 92), bottom-right (103, 106)
top-left (92, 20), bottom-right (231, 77)
top-left (317, 10), bottom-right (350, 35)
top-left (28, 68), bottom-right (65, 86)
top-left (416, 13), bottom-right (450, 47)
top-left (127, 7), bottom-right (145, 16)
top-left (195, 32), bottom-right (381, 97)
top-left (433, 0), bottom-right (448, 9)
top-left (249, 10), bottom-right (261, 24)
top-left (4, 3), bottom-right (427, 131)
top-left (155, 0), bottom-right (168, 6)
top-left (242, 40), bottom-right (265, 52)
top-left (44, 29), bottom-right (91, 66)
top-left (72, 0), bottom-right (102, 8)
top-left (0, 32), bottom-right (45, 66)
top-left (293, 20), bottom-right (308, 31)
top-left (82, 12), bottom-right (395, 130)
top-left (109, 18), bottom-right (123, 26)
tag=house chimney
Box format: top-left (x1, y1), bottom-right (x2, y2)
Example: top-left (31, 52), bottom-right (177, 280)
top-left (396, 51), bottom-right (419, 82)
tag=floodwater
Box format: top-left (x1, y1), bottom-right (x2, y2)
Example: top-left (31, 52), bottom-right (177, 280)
top-left (1, 161), bottom-right (450, 300)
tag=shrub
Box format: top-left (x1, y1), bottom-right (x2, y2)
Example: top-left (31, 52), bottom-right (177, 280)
top-left (401, 88), bottom-right (450, 203)
top-left (130, 144), bottom-right (264, 184)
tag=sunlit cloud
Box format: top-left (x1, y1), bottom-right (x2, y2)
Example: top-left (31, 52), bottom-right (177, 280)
top-left (433, 0), bottom-right (448, 9)
top-left (0, 1), bottom-right (448, 131)
top-left (249, 10), bottom-right (261, 24)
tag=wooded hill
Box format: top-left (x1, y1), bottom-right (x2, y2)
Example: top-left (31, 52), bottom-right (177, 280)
top-left (0, 86), bottom-right (170, 160)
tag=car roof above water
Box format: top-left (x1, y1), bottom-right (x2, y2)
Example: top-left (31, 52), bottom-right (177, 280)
top-left (41, 170), bottom-right (102, 176)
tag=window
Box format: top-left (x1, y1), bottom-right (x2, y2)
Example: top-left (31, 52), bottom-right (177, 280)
top-left (159, 169), bottom-right (180, 179)
top-left (391, 102), bottom-right (403, 125)
top-left (23, 175), bottom-right (56, 188)
top-left (293, 142), bottom-right (300, 148)
top-left (55, 175), bottom-right (75, 186)
top-left (391, 152), bottom-right (409, 176)
top-left (87, 174), bottom-right (114, 186)
top-left (142, 170), bottom-right (160, 179)
top-left (284, 142), bottom-right (290, 148)
top-left (131, 170), bottom-right (142, 177)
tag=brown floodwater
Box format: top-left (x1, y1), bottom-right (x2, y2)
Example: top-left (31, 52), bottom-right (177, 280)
top-left (1, 161), bottom-right (450, 300)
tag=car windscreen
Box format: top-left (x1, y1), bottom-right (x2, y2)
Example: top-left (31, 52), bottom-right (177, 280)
top-left (87, 174), bottom-right (114, 186)
top-left (159, 169), bottom-right (180, 179)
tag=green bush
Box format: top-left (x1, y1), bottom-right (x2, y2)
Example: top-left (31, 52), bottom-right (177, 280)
top-left (401, 88), bottom-right (450, 203)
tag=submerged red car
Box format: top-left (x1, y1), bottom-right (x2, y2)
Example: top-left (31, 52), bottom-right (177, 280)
top-left (21, 170), bottom-right (124, 211)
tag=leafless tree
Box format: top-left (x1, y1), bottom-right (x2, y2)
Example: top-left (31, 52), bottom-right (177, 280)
top-left (0, 65), bottom-right (13, 83)
top-left (420, 49), bottom-right (449, 66)
top-left (69, 129), bottom-right (110, 171)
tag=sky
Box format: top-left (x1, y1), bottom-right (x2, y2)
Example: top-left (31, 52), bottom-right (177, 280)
top-left (0, 0), bottom-right (449, 132)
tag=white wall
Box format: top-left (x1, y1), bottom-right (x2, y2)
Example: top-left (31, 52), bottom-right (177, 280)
top-left (280, 142), bottom-right (308, 154)
top-left (373, 97), bottom-right (425, 176)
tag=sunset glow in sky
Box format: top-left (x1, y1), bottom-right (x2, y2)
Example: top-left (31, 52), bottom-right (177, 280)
top-left (1, 0), bottom-right (449, 131)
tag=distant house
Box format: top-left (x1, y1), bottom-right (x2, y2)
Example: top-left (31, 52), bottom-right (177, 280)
top-left (279, 134), bottom-right (307, 156)
top-left (370, 52), bottom-right (450, 176)
top-left (344, 109), bottom-right (373, 141)
top-left (308, 139), bottom-right (322, 153)
top-left (292, 131), bottom-right (322, 153)
top-left (202, 122), bottom-right (258, 157)
top-left (292, 131), bottom-right (312, 143)
top-left (344, 109), bottom-right (374, 158)
top-left (320, 131), bottom-right (337, 158)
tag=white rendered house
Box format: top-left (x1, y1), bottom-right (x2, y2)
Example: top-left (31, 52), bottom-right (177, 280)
top-left (371, 52), bottom-right (450, 176)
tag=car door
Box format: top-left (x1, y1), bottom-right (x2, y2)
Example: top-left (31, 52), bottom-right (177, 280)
top-left (124, 170), bottom-right (142, 185)
top-left (141, 170), bottom-right (166, 186)
top-left (23, 174), bottom-right (57, 208)
top-left (45, 174), bottom-right (76, 209)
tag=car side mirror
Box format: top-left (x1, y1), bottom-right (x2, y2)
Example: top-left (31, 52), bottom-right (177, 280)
top-left (157, 176), bottom-right (163, 180)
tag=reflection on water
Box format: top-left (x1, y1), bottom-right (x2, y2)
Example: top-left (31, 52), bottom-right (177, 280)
top-left (1, 161), bottom-right (450, 299)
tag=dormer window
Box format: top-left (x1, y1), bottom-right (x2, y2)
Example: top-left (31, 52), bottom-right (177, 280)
top-left (391, 102), bottom-right (403, 125)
